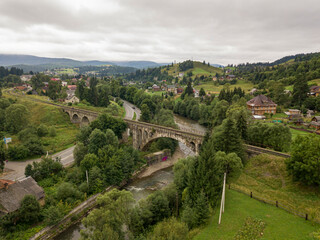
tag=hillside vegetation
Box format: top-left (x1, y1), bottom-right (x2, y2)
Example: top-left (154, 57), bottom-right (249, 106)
top-left (3, 92), bottom-right (78, 154)
top-left (231, 154), bottom-right (320, 222)
top-left (162, 61), bottom-right (223, 78)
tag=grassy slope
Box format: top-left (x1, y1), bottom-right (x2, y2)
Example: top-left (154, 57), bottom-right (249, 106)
top-left (3, 92), bottom-right (78, 153)
top-left (194, 189), bottom-right (318, 240)
top-left (195, 154), bottom-right (320, 239)
top-left (163, 61), bottom-right (223, 78)
top-left (232, 154), bottom-right (320, 222)
top-left (194, 79), bottom-right (254, 94)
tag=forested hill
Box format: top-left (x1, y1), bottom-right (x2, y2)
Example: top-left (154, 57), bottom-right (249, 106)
top-left (0, 54), bottom-right (165, 71)
top-left (125, 60), bottom-right (223, 82)
top-left (231, 52), bottom-right (320, 84)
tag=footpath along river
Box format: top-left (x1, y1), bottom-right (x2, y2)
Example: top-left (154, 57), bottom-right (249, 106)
top-left (54, 115), bottom-right (207, 240)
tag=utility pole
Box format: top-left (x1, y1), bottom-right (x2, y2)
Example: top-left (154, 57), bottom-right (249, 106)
top-left (86, 170), bottom-right (89, 187)
top-left (218, 172), bottom-right (227, 224)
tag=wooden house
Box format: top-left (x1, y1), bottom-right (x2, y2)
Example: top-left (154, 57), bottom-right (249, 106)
top-left (246, 95), bottom-right (277, 116)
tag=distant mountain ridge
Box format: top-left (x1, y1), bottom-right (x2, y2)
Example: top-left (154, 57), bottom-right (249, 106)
top-left (0, 54), bottom-right (167, 70)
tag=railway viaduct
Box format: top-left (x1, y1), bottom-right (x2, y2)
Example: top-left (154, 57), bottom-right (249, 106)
top-left (62, 106), bottom-right (291, 158)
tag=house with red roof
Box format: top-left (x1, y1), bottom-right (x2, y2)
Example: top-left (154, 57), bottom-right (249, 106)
top-left (67, 85), bottom-right (77, 91)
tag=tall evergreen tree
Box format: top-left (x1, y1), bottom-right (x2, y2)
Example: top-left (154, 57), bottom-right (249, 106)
top-left (211, 118), bottom-right (245, 161)
top-left (292, 73), bottom-right (309, 106)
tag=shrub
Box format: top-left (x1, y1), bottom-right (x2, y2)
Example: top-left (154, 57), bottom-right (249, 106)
top-left (19, 195), bottom-right (41, 224)
top-left (8, 145), bottom-right (29, 160)
top-left (43, 205), bottom-right (64, 226)
top-left (18, 127), bottom-right (38, 142)
top-left (148, 218), bottom-right (189, 240)
top-left (56, 182), bottom-right (82, 202)
top-left (37, 124), bottom-right (49, 137)
top-left (48, 126), bottom-right (57, 137)
top-left (25, 157), bottom-right (63, 181)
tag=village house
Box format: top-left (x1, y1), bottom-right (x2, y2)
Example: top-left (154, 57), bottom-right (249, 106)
top-left (193, 89), bottom-right (199, 98)
top-left (167, 85), bottom-right (176, 94)
top-left (15, 86), bottom-right (28, 91)
top-left (51, 78), bottom-right (61, 82)
top-left (176, 87), bottom-right (184, 94)
top-left (61, 81), bottom-right (68, 87)
top-left (226, 74), bottom-right (236, 80)
top-left (310, 86), bottom-right (320, 97)
top-left (307, 110), bottom-right (315, 118)
top-left (212, 77), bottom-right (217, 81)
top-left (20, 75), bottom-right (33, 82)
top-left (225, 68), bottom-right (232, 74)
top-left (0, 177), bottom-right (45, 216)
top-left (67, 85), bottom-right (77, 91)
top-left (65, 95), bottom-right (80, 104)
top-left (285, 109), bottom-right (301, 120)
top-left (152, 84), bottom-right (161, 91)
top-left (310, 116), bottom-right (320, 130)
top-left (246, 94), bottom-right (277, 116)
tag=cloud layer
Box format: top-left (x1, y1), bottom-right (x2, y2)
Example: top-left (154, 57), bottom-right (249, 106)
top-left (0, 0), bottom-right (319, 65)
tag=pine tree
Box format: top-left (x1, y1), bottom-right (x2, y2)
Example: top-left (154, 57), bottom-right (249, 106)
top-left (211, 118), bottom-right (245, 161)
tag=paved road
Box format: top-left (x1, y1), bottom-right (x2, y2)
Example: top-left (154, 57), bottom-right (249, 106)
top-left (1, 146), bottom-right (75, 181)
top-left (123, 99), bottom-right (141, 120)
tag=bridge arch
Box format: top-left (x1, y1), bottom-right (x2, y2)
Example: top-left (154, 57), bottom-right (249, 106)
top-left (139, 132), bottom-right (201, 155)
top-left (81, 116), bottom-right (90, 126)
top-left (72, 114), bottom-right (80, 123)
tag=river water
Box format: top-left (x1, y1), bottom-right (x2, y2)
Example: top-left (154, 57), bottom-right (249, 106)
top-left (54, 114), bottom-right (207, 240)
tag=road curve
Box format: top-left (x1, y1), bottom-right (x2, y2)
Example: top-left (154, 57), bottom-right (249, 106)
top-left (122, 99), bottom-right (141, 120)
top-left (1, 146), bottom-right (75, 181)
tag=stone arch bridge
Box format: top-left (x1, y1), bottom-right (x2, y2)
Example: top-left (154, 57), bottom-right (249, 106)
top-left (61, 106), bottom-right (291, 158)
top-left (61, 107), bottom-right (204, 154)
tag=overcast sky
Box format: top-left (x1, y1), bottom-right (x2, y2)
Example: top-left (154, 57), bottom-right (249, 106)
top-left (0, 0), bottom-right (319, 65)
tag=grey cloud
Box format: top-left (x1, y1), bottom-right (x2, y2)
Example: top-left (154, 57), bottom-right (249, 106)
top-left (0, 0), bottom-right (319, 64)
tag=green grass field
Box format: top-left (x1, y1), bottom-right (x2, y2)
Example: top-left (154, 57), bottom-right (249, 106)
top-left (162, 61), bottom-right (223, 78)
top-left (195, 79), bottom-right (254, 94)
top-left (194, 189), bottom-right (318, 240)
top-left (55, 68), bottom-right (77, 75)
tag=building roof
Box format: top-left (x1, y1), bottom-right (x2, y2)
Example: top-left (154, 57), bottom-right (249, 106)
top-left (0, 177), bottom-right (44, 214)
top-left (312, 116), bottom-right (320, 122)
top-left (66, 95), bottom-right (79, 101)
top-left (310, 86), bottom-right (320, 92)
top-left (247, 95), bottom-right (277, 107)
top-left (67, 85), bottom-right (77, 90)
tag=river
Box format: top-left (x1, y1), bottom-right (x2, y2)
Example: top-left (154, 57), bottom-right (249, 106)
top-left (54, 114), bottom-right (207, 240)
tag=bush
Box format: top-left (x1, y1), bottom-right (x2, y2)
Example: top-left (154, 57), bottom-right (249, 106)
top-left (19, 195), bottom-right (41, 224)
top-left (8, 145), bottom-right (29, 160)
top-left (48, 126), bottom-right (57, 137)
top-left (148, 218), bottom-right (189, 240)
top-left (286, 135), bottom-right (320, 185)
top-left (56, 182), bottom-right (82, 202)
top-left (43, 205), bottom-right (64, 226)
top-left (25, 157), bottom-right (64, 181)
top-left (18, 127), bottom-right (38, 142)
top-left (37, 124), bottom-right (49, 137)
top-left (23, 137), bottom-right (44, 156)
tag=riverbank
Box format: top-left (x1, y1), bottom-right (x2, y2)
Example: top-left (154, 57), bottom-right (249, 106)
top-left (138, 144), bottom-right (185, 179)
